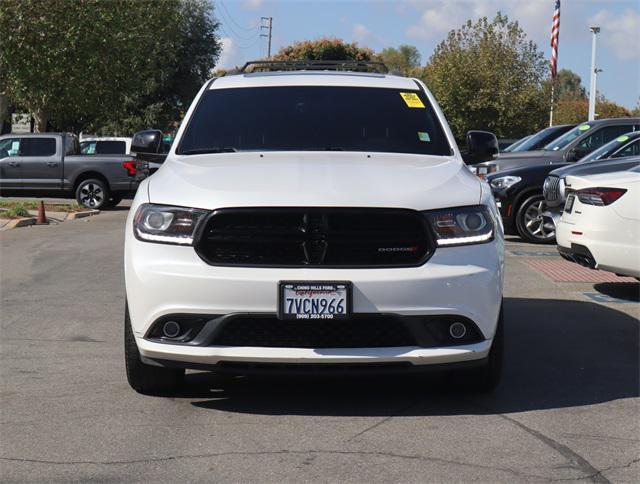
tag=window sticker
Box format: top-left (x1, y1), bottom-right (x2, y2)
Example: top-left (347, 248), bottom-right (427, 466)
top-left (578, 124), bottom-right (591, 131)
top-left (400, 92), bottom-right (425, 109)
top-left (616, 135), bottom-right (629, 143)
top-left (418, 132), bottom-right (431, 142)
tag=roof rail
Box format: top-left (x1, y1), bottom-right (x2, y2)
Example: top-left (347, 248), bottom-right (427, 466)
top-left (240, 60), bottom-right (389, 74)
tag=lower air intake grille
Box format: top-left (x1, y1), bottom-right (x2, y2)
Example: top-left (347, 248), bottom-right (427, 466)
top-left (212, 315), bottom-right (417, 348)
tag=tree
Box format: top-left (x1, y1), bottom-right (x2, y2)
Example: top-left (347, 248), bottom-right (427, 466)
top-left (379, 45), bottom-right (421, 76)
top-left (553, 95), bottom-right (630, 124)
top-left (553, 69), bottom-right (587, 100)
top-left (0, 0), bottom-right (220, 134)
top-left (95, 0), bottom-right (221, 134)
top-left (594, 96), bottom-right (631, 119)
top-left (273, 38), bottom-right (376, 62)
top-left (553, 98), bottom-right (588, 125)
top-left (420, 13), bottom-right (548, 140)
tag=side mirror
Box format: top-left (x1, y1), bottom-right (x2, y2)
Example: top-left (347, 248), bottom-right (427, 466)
top-left (567, 147), bottom-right (586, 162)
top-left (131, 129), bottom-right (163, 154)
top-left (466, 130), bottom-right (499, 164)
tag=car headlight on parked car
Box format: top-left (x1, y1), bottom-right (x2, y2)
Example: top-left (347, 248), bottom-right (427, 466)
top-left (423, 205), bottom-right (494, 246)
top-left (134, 204), bottom-right (208, 245)
top-left (489, 175), bottom-right (521, 190)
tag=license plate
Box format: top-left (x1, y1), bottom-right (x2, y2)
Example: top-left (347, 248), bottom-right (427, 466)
top-left (564, 194), bottom-right (575, 213)
top-left (278, 282), bottom-right (351, 320)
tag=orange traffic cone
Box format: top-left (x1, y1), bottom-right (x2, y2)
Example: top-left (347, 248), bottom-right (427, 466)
top-left (36, 201), bottom-right (48, 224)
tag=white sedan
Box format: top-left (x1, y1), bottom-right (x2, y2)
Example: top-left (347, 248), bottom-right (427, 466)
top-left (556, 167), bottom-right (640, 278)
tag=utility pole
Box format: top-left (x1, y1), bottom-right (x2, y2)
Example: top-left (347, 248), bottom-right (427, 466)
top-left (260, 17), bottom-right (273, 58)
top-left (588, 26), bottom-right (600, 121)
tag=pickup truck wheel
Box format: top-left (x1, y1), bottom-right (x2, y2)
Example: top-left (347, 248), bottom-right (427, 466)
top-left (124, 304), bottom-right (184, 396)
top-left (515, 194), bottom-right (556, 244)
top-left (76, 178), bottom-right (110, 210)
top-left (105, 195), bottom-right (123, 208)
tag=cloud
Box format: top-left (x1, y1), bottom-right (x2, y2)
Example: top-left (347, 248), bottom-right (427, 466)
top-left (406, 1), bottom-right (558, 46)
top-left (242, 0), bottom-right (264, 10)
top-left (352, 23), bottom-right (371, 43)
top-left (589, 9), bottom-right (640, 60)
top-left (352, 23), bottom-right (383, 47)
top-left (217, 37), bottom-right (239, 69)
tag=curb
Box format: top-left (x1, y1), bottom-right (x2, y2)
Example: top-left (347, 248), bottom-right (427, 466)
top-left (67, 210), bottom-right (100, 220)
top-left (0, 217), bottom-right (36, 231)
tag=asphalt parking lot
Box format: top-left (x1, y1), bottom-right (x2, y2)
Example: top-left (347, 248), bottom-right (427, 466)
top-left (1, 206), bottom-right (638, 483)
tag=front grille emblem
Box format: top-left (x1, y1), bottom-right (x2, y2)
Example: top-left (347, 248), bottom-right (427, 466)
top-left (301, 213), bottom-right (329, 264)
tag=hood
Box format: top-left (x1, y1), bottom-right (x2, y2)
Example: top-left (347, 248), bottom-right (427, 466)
top-left (551, 157), bottom-right (640, 179)
top-left (476, 149), bottom-right (563, 172)
top-left (494, 149), bottom-right (551, 160)
top-left (148, 152), bottom-right (481, 211)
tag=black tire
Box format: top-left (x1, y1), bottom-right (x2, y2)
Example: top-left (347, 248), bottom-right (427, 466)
top-left (75, 178), bottom-right (110, 210)
top-left (124, 304), bottom-right (184, 395)
top-left (105, 195), bottom-right (123, 208)
top-left (446, 305), bottom-right (503, 393)
top-left (515, 194), bottom-right (556, 244)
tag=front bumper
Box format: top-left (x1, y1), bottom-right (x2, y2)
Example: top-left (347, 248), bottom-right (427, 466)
top-left (125, 235), bottom-right (503, 368)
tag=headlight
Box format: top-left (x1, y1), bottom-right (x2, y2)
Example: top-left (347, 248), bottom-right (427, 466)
top-left (490, 175), bottom-right (521, 190)
top-left (133, 204), bottom-right (208, 245)
top-left (423, 205), bottom-right (495, 246)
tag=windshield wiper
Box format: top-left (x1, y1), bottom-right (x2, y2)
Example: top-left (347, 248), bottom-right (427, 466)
top-left (180, 147), bottom-right (238, 155)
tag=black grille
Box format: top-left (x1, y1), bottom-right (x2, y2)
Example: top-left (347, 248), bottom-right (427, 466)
top-left (194, 208), bottom-right (434, 267)
top-left (543, 176), bottom-right (561, 203)
top-left (212, 315), bottom-right (417, 348)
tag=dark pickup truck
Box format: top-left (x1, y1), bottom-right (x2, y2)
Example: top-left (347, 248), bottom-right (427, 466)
top-left (473, 117), bottom-right (640, 176)
top-left (0, 132), bottom-right (138, 209)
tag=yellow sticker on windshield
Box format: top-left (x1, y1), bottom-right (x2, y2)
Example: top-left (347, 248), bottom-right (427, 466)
top-left (400, 92), bottom-right (425, 108)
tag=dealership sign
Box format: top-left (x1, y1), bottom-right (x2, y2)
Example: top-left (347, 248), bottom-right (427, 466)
top-left (11, 113), bottom-right (32, 133)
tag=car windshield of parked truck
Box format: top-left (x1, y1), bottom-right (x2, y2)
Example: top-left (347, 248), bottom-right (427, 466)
top-left (502, 136), bottom-right (531, 152)
top-left (545, 124), bottom-right (592, 151)
top-left (578, 134), bottom-right (636, 162)
top-left (178, 86), bottom-right (452, 156)
top-left (512, 127), bottom-right (566, 152)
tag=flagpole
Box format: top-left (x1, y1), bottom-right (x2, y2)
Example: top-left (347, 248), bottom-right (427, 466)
top-left (549, 82), bottom-right (555, 127)
top-left (549, 0), bottom-right (561, 127)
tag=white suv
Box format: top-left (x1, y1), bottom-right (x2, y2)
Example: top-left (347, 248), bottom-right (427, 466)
top-left (124, 61), bottom-right (504, 395)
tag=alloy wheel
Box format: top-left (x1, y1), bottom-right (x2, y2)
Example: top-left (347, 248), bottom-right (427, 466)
top-left (79, 183), bottom-right (104, 208)
top-left (523, 200), bottom-right (555, 241)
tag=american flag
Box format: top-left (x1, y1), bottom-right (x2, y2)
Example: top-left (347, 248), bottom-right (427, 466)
top-left (550, 0), bottom-right (561, 79)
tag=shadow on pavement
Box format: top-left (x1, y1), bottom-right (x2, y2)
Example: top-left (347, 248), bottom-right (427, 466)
top-left (594, 282), bottom-right (639, 302)
top-left (184, 297), bottom-right (639, 416)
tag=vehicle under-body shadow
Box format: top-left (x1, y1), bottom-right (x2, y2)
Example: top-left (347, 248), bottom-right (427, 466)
top-left (176, 297), bottom-right (639, 417)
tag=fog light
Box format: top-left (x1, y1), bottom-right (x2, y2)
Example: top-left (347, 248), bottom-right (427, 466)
top-left (162, 321), bottom-right (181, 338)
top-left (449, 322), bottom-right (467, 339)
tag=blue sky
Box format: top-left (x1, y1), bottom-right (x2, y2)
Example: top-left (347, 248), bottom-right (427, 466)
top-left (213, 0), bottom-right (640, 110)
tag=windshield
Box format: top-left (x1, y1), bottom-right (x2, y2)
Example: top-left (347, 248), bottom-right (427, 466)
top-left (178, 86), bottom-right (451, 156)
top-left (511, 126), bottom-right (565, 152)
top-left (502, 136), bottom-right (530, 152)
top-left (577, 134), bottom-right (636, 162)
top-left (545, 123), bottom-right (592, 151)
